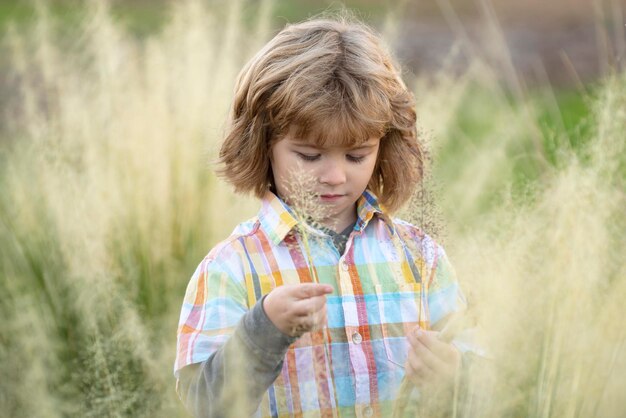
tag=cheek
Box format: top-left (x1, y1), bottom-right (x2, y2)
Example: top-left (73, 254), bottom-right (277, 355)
top-left (270, 162), bottom-right (287, 191)
top-left (270, 153), bottom-right (310, 197)
top-left (269, 148), bottom-right (287, 179)
top-left (360, 158), bottom-right (378, 185)
top-left (271, 156), bottom-right (297, 183)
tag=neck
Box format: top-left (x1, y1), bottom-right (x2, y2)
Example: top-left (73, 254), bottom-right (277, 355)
top-left (319, 209), bottom-right (357, 233)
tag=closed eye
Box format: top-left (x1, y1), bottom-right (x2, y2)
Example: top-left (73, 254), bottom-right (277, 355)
top-left (296, 152), bottom-right (320, 162)
top-left (347, 155), bottom-right (365, 163)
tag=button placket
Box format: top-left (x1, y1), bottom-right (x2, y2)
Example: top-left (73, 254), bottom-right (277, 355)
top-left (337, 256), bottom-right (350, 294)
top-left (336, 252), bottom-right (370, 409)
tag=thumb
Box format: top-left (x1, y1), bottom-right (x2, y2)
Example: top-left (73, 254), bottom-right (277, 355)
top-left (295, 283), bottom-right (333, 299)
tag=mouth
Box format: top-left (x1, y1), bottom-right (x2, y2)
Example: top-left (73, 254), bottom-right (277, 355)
top-left (320, 194), bottom-right (345, 202)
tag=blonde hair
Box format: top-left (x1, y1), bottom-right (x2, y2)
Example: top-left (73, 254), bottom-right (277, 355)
top-left (217, 16), bottom-right (423, 213)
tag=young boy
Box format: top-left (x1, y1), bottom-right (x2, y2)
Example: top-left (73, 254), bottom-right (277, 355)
top-left (175, 17), bottom-right (469, 418)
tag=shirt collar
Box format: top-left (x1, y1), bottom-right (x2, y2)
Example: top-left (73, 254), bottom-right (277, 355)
top-left (257, 191), bottom-right (299, 246)
top-left (258, 189), bottom-right (395, 245)
top-left (355, 189), bottom-right (395, 234)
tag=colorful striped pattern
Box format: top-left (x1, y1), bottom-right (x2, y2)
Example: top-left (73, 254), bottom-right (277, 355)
top-left (175, 190), bottom-right (467, 417)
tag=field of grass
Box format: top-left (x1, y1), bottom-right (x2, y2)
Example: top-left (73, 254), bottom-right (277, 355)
top-left (0, 0), bottom-right (387, 36)
top-left (0, 1), bottom-right (624, 417)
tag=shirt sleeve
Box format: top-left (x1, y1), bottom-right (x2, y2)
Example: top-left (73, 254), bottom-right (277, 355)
top-left (174, 249), bottom-right (296, 417)
top-left (177, 295), bottom-right (296, 418)
top-left (174, 253), bottom-right (248, 374)
top-left (427, 244), bottom-right (467, 328)
top-left (427, 243), bottom-right (486, 359)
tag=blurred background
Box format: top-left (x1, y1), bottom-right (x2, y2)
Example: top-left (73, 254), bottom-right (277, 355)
top-left (0, 1), bottom-right (624, 417)
top-left (0, 0), bottom-right (620, 87)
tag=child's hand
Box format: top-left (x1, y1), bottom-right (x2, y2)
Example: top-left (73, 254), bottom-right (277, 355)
top-left (263, 283), bottom-right (334, 337)
top-left (404, 327), bottom-right (461, 390)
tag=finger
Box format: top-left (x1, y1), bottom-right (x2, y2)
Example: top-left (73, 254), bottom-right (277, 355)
top-left (407, 327), bottom-right (437, 349)
top-left (408, 330), bottom-right (449, 374)
top-left (295, 283), bottom-right (333, 299)
top-left (293, 294), bottom-right (328, 316)
top-left (416, 329), bottom-right (459, 363)
top-left (405, 360), bottom-right (422, 386)
top-left (295, 309), bottom-right (326, 333)
top-left (405, 351), bottom-right (435, 387)
top-left (310, 310), bottom-right (328, 331)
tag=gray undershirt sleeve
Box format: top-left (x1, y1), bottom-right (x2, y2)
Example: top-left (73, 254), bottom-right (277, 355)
top-left (177, 295), bottom-right (297, 418)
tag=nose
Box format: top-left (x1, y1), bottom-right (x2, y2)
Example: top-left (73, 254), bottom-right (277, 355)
top-left (318, 158), bottom-right (346, 186)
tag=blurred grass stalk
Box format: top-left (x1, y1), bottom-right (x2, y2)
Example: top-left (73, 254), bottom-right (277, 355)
top-left (0, 0), bottom-right (624, 417)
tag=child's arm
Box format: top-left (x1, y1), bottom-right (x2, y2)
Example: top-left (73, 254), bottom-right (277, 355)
top-left (177, 283), bottom-right (332, 418)
top-left (177, 294), bottom-right (295, 418)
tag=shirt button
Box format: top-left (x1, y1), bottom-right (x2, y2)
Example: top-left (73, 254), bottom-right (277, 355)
top-left (363, 406), bottom-right (373, 417)
top-left (352, 332), bottom-right (362, 344)
top-left (341, 260), bottom-right (349, 271)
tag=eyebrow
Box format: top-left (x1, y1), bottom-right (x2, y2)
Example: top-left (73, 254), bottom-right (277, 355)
top-left (350, 143), bottom-right (378, 150)
top-left (290, 141), bottom-right (378, 151)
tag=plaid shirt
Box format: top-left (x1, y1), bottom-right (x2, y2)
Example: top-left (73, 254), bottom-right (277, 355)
top-left (175, 190), bottom-right (467, 417)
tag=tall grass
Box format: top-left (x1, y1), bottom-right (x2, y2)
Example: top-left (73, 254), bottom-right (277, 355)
top-left (0, 1), bottom-right (624, 417)
top-left (0, 1), bottom-right (263, 416)
top-left (437, 74), bottom-right (626, 417)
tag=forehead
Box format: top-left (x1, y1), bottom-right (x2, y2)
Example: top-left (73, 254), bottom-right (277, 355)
top-left (285, 119), bottom-right (384, 149)
top-left (286, 133), bottom-right (380, 150)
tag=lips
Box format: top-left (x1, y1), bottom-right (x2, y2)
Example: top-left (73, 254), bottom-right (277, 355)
top-left (320, 194), bottom-right (345, 202)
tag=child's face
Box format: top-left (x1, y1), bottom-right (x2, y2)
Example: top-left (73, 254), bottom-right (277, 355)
top-left (270, 130), bottom-right (380, 232)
